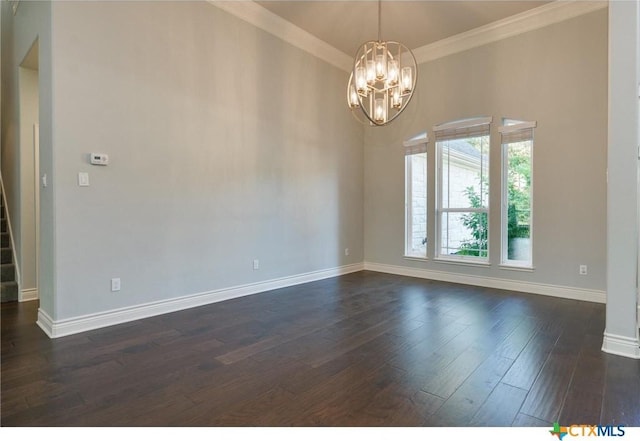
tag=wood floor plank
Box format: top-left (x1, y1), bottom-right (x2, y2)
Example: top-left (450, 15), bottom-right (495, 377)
top-left (215, 334), bottom-right (283, 365)
top-left (2, 391), bottom-right (86, 426)
top-left (273, 352), bottom-right (366, 395)
top-left (348, 381), bottom-right (442, 426)
top-left (501, 325), bottom-right (560, 390)
top-left (303, 318), bottom-right (406, 368)
top-left (421, 346), bottom-right (491, 399)
top-left (2, 272), bottom-right (639, 427)
top-left (518, 353), bottom-right (578, 422)
top-left (211, 386), bottom-right (297, 426)
top-left (432, 354), bottom-right (514, 425)
top-left (601, 355), bottom-right (640, 426)
top-left (469, 382), bottom-right (528, 426)
top-left (491, 316), bottom-right (540, 360)
top-left (292, 362), bottom-right (402, 426)
top-left (560, 389), bottom-right (603, 424)
top-left (387, 321), bottom-right (469, 374)
top-left (512, 413), bottom-right (551, 427)
top-left (559, 334), bottom-right (606, 424)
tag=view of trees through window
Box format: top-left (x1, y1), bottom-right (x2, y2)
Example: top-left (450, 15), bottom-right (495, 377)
top-left (458, 182), bottom-right (489, 257)
top-left (505, 139), bottom-right (532, 262)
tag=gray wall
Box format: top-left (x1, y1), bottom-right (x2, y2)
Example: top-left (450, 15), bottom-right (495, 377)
top-left (364, 9), bottom-right (608, 292)
top-left (50, 1), bottom-right (364, 320)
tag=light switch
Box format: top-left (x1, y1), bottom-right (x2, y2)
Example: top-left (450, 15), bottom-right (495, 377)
top-left (78, 172), bottom-right (90, 187)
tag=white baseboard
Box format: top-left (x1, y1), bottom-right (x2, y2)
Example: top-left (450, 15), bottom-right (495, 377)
top-left (20, 288), bottom-right (38, 302)
top-left (602, 332), bottom-right (640, 359)
top-left (36, 309), bottom-right (54, 338)
top-left (364, 261), bottom-right (606, 304)
top-left (36, 262), bottom-right (365, 338)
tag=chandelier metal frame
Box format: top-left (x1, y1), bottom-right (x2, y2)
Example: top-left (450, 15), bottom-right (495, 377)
top-left (347, 1), bottom-right (418, 126)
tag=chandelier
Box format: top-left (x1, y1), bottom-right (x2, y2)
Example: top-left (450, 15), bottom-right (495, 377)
top-left (347, 0), bottom-right (418, 126)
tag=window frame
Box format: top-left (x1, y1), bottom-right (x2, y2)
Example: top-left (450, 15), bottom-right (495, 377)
top-left (499, 120), bottom-right (536, 269)
top-left (404, 132), bottom-right (429, 259)
top-left (434, 117), bottom-right (492, 263)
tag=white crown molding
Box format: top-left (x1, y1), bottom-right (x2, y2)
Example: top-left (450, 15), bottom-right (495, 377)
top-left (364, 261), bottom-right (607, 304)
top-left (20, 288), bottom-right (38, 302)
top-left (207, 1), bottom-right (606, 74)
top-left (414, 0), bottom-right (608, 65)
top-left (36, 262), bottom-right (365, 338)
top-left (602, 332), bottom-right (640, 359)
top-left (206, 0), bottom-right (353, 72)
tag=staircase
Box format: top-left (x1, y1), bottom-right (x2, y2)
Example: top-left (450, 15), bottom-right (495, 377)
top-left (1, 190), bottom-right (18, 302)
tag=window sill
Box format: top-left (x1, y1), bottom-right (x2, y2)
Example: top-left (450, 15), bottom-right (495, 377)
top-left (433, 258), bottom-right (490, 268)
top-left (403, 255), bottom-right (428, 262)
top-left (499, 264), bottom-right (535, 272)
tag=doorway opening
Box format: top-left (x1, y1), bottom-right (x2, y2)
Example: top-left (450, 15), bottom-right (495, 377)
top-left (17, 38), bottom-right (40, 302)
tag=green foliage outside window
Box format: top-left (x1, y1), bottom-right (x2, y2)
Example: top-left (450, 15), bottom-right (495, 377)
top-left (459, 185), bottom-right (488, 257)
top-left (459, 143), bottom-right (531, 257)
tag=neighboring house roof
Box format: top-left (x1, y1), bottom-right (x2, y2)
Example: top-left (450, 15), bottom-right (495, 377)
top-left (443, 139), bottom-right (488, 169)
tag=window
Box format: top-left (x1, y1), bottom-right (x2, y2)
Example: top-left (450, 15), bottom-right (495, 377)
top-left (404, 132), bottom-right (428, 258)
top-left (500, 119), bottom-right (535, 267)
top-left (434, 117), bottom-right (491, 261)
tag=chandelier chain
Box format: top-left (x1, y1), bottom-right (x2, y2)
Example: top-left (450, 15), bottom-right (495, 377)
top-left (377, 0), bottom-right (382, 42)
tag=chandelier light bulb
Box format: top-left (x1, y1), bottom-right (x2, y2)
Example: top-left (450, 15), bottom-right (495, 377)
top-left (349, 85), bottom-right (360, 108)
top-left (374, 97), bottom-right (386, 123)
top-left (391, 88), bottom-right (402, 109)
top-left (375, 51), bottom-right (387, 80)
top-left (355, 66), bottom-right (367, 94)
top-left (366, 60), bottom-right (376, 85)
top-left (387, 59), bottom-right (399, 86)
top-left (401, 66), bottom-right (413, 94)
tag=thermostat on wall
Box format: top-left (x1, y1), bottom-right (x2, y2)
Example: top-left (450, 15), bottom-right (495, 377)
top-left (90, 153), bottom-right (109, 166)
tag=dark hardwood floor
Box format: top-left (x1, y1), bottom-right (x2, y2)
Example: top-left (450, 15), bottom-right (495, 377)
top-left (2, 271), bottom-right (639, 427)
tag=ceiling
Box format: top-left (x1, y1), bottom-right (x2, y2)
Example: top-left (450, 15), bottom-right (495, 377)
top-left (256, 1), bottom-right (551, 56)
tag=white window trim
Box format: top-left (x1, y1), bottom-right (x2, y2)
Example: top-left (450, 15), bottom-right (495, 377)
top-left (433, 257), bottom-right (491, 267)
top-left (498, 121), bottom-right (537, 133)
top-left (404, 132), bottom-right (428, 259)
top-left (435, 118), bottom-right (491, 262)
top-left (403, 131), bottom-right (429, 148)
top-left (403, 255), bottom-right (429, 262)
top-left (499, 263), bottom-right (535, 272)
top-left (500, 120), bottom-right (535, 268)
top-left (433, 116), bottom-right (493, 132)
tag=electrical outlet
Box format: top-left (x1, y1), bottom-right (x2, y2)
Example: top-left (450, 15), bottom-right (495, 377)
top-left (344, 248), bottom-right (350, 256)
top-left (253, 259), bottom-right (259, 270)
top-left (579, 265), bottom-right (588, 276)
top-left (111, 278), bottom-right (121, 292)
